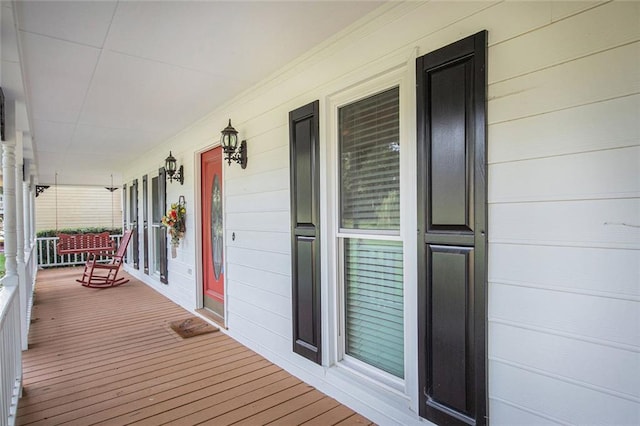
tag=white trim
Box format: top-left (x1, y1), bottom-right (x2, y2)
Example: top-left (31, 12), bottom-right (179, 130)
top-left (337, 230), bottom-right (402, 241)
top-left (342, 355), bottom-right (406, 393)
top-left (402, 46), bottom-right (420, 413)
top-left (194, 146), bottom-right (205, 311)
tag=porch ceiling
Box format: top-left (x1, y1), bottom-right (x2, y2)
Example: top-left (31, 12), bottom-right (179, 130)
top-left (7, 1), bottom-right (382, 186)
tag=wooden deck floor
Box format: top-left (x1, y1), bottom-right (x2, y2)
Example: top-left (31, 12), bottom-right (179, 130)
top-left (16, 268), bottom-right (372, 426)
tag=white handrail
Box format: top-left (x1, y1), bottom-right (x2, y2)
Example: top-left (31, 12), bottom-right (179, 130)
top-left (36, 234), bottom-right (123, 268)
top-left (0, 284), bottom-right (22, 426)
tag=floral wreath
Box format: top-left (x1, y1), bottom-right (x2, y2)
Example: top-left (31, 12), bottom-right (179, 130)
top-left (162, 196), bottom-right (186, 247)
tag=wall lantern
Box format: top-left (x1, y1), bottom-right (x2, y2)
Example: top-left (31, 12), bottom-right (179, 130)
top-left (165, 151), bottom-right (184, 185)
top-left (220, 119), bottom-right (247, 169)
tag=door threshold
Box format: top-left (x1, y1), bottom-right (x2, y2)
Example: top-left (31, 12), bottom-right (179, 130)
top-left (196, 308), bottom-right (227, 329)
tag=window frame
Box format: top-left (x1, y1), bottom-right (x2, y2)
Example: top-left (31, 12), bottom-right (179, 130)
top-left (324, 66), bottom-right (414, 393)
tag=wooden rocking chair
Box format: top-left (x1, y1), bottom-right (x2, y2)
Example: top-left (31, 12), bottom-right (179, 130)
top-left (77, 230), bottom-right (133, 288)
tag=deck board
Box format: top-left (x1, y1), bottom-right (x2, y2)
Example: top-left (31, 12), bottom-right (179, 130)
top-left (17, 267), bottom-right (373, 425)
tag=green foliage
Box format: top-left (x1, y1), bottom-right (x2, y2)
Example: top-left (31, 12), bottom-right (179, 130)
top-left (37, 227), bottom-right (123, 238)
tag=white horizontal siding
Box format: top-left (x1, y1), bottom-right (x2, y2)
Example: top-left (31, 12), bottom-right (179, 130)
top-left (489, 42), bottom-right (639, 124)
top-left (224, 168), bottom-right (289, 197)
top-left (226, 246), bottom-right (290, 276)
top-left (226, 190), bottom-right (290, 214)
top-left (489, 95), bottom-right (640, 164)
top-left (224, 211), bottom-right (289, 233)
top-left (490, 199), bottom-right (640, 249)
top-left (227, 295), bottom-right (291, 340)
top-left (225, 229), bottom-right (289, 255)
top-left (229, 263), bottom-right (291, 299)
top-left (490, 147), bottom-right (640, 203)
top-left (489, 399), bottom-right (567, 426)
top-left (485, 2), bottom-right (640, 423)
top-left (489, 361), bottom-right (639, 425)
top-left (35, 185), bottom-right (123, 232)
top-left (228, 280), bottom-right (291, 320)
top-left (489, 1), bottom-right (639, 84)
top-left (490, 283), bottom-right (639, 349)
top-left (489, 244), bottom-right (640, 299)
top-left (490, 322), bottom-right (639, 398)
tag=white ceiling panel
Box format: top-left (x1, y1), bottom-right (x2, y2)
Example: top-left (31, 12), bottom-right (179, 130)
top-left (32, 120), bottom-right (76, 152)
top-left (69, 124), bottom-right (164, 156)
top-left (39, 148), bottom-right (123, 167)
top-left (1, 3), bottom-right (20, 63)
top-left (20, 31), bottom-right (100, 123)
top-left (104, 1), bottom-right (230, 72)
top-left (79, 49), bottom-right (241, 134)
top-left (104, 2), bottom-right (380, 76)
top-left (16, 1), bottom-right (117, 48)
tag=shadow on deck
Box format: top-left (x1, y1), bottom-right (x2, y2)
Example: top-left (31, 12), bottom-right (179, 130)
top-left (17, 267), bottom-right (373, 425)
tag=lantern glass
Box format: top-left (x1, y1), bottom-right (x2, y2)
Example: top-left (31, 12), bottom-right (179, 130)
top-left (221, 119), bottom-right (239, 152)
top-left (165, 151), bottom-right (177, 175)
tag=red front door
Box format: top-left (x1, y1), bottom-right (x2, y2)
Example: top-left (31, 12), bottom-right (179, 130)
top-left (201, 147), bottom-right (224, 319)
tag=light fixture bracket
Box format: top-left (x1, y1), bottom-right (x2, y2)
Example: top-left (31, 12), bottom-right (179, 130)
top-left (167, 165), bottom-right (184, 184)
top-left (224, 140), bottom-right (247, 169)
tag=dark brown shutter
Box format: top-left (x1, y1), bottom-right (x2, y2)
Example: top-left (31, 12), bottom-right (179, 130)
top-left (417, 31), bottom-right (487, 426)
top-left (159, 168), bottom-right (168, 284)
top-left (131, 179), bottom-right (139, 269)
top-left (143, 174), bottom-right (149, 274)
top-left (289, 100), bottom-right (321, 364)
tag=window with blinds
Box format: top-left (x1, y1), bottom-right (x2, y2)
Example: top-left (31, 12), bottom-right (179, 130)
top-left (338, 86), bottom-right (404, 379)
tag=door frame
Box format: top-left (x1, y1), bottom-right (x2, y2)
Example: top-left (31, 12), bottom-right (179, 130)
top-left (195, 143), bottom-right (227, 326)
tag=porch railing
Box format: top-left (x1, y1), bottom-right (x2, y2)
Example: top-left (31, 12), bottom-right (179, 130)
top-left (36, 234), bottom-right (123, 268)
top-left (0, 284), bottom-right (22, 426)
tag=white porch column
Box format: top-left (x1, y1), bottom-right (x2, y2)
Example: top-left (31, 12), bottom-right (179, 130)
top-left (23, 175), bottom-right (31, 251)
top-left (29, 165), bottom-right (37, 243)
top-left (15, 132), bottom-right (24, 263)
top-left (2, 128), bottom-right (18, 285)
top-left (14, 131), bottom-right (28, 350)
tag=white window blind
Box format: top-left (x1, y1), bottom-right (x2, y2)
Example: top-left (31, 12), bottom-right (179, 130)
top-left (345, 239), bottom-right (404, 378)
top-left (339, 87), bottom-right (404, 379)
top-left (340, 87), bottom-right (400, 231)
